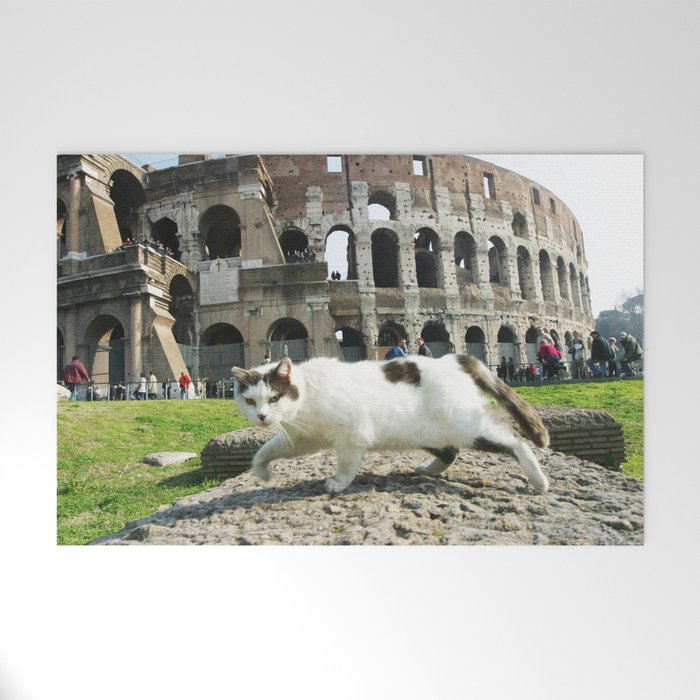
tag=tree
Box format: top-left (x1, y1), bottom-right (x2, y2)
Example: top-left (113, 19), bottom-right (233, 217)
top-left (595, 291), bottom-right (644, 347)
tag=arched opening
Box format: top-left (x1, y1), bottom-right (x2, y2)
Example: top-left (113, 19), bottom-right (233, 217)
top-left (557, 256), bottom-right (569, 300)
top-left (570, 264), bottom-right (582, 308)
top-left (269, 318), bottom-right (309, 362)
top-left (414, 228), bottom-right (441, 288)
top-left (465, 326), bottom-right (487, 362)
top-left (421, 321), bottom-right (451, 357)
top-left (325, 227), bottom-right (357, 280)
top-left (497, 325), bottom-right (519, 366)
top-left (525, 326), bottom-right (540, 363)
top-left (488, 236), bottom-right (508, 286)
top-left (336, 327), bottom-right (365, 362)
top-left (199, 205), bottom-right (241, 259)
top-left (57, 198), bottom-right (67, 259)
top-left (512, 212), bottom-right (528, 239)
top-left (454, 231), bottom-right (478, 284)
top-left (108, 169), bottom-right (146, 243)
top-left (377, 321), bottom-right (407, 358)
top-left (371, 228), bottom-right (400, 288)
top-left (57, 328), bottom-right (64, 381)
top-left (280, 229), bottom-right (310, 262)
top-left (516, 246), bottom-right (535, 299)
top-left (200, 323), bottom-right (245, 380)
top-left (84, 315), bottom-right (126, 387)
top-left (151, 218), bottom-right (181, 260)
top-left (539, 250), bottom-right (556, 301)
top-left (368, 190), bottom-right (395, 220)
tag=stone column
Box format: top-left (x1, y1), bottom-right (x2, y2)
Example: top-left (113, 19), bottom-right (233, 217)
top-left (63, 306), bottom-right (78, 366)
top-left (66, 173), bottom-right (81, 255)
top-left (126, 292), bottom-right (143, 382)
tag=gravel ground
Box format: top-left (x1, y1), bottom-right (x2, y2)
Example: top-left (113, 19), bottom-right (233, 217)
top-left (90, 442), bottom-right (643, 546)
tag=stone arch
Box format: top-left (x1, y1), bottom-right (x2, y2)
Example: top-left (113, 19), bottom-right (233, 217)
top-left (465, 325), bottom-right (487, 362)
top-left (200, 322), bottom-right (245, 380)
top-left (414, 228), bottom-right (441, 288)
top-left (152, 217), bottom-right (181, 260)
top-left (84, 314), bottom-right (127, 385)
top-left (454, 231), bottom-right (479, 284)
top-left (57, 198), bottom-right (67, 259)
top-left (511, 212), bottom-right (528, 239)
top-left (371, 228), bottom-right (400, 288)
top-left (569, 263), bottom-right (582, 307)
top-left (169, 275), bottom-right (195, 346)
top-left (108, 169), bottom-right (146, 243)
top-left (325, 226), bottom-right (357, 280)
top-left (336, 326), bottom-right (365, 362)
top-left (198, 205), bottom-right (241, 259)
top-left (557, 256), bottom-right (569, 300)
top-left (268, 318), bottom-right (309, 362)
top-left (377, 320), bottom-right (407, 357)
top-left (497, 325), bottom-right (519, 365)
top-left (525, 326), bottom-right (540, 363)
top-left (280, 228), bottom-right (310, 261)
top-left (516, 246), bottom-right (536, 299)
top-left (420, 321), bottom-right (451, 357)
top-left (488, 236), bottom-right (508, 285)
top-left (368, 189), bottom-right (396, 220)
top-left (539, 249), bottom-right (556, 301)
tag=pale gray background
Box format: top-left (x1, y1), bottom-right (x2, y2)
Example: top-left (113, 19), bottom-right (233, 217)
top-left (1, 1), bottom-right (698, 699)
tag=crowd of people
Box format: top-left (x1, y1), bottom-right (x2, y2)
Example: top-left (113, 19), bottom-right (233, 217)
top-left (285, 248), bottom-right (316, 264)
top-left (114, 237), bottom-right (177, 259)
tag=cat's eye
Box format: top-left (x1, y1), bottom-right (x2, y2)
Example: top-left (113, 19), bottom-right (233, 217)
top-left (245, 398), bottom-right (256, 406)
top-left (269, 394), bottom-right (281, 403)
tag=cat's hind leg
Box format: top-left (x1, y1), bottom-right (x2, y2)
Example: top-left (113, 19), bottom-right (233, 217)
top-left (415, 447), bottom-right (459, 477)
top-left (472, 419), bottom-right (549, 494)
top-left (325, 447), bottom-right (365, 494)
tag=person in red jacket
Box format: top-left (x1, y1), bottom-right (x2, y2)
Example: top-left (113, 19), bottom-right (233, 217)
top-left (179, 371), bottom-right (191, 400)
top-left (537, 339), bottom-right (563, 379)
top-left (63, 355), bottom-right (91, 401)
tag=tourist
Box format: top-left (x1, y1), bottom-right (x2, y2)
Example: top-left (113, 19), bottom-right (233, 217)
top-left (608, 338), bottom-right (620, 377)
top-left (162, 378), bottom-right (172, 399)
top-left (568, 330), bottom-right (586, 380)
top-left (507, 357), bottom-right (516, 382)
top-left (63, 355), bottom-right (91, 401)
top-left (384, 338), bottom-right (408, 360)
top-left (618, 332), bottom-right (643, 376)
top-left (148, 370), bottom-right (158, 400)
top-left (136, 373), bottom-right (147, 400)
top-left (417, 337), bottom-right (433, 357)
top-left (588, 331), bottom-right (615, 377)
top-left (179, 371), bottom-right (192, 399)
top-left (537, 339), bottom-right (564, 379)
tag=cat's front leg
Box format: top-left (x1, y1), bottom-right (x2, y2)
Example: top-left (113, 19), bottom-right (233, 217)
top-left (325, 447), bottom-right (365, 494)
top-left (249, 434), bottom-right (293, 482)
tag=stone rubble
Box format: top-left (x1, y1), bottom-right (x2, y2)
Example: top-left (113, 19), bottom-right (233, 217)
top-left (91, 443), bottom-right (643, 546)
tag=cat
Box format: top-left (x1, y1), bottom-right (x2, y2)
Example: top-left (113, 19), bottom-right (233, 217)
top-left (231, 354), bottom-right (550, 495)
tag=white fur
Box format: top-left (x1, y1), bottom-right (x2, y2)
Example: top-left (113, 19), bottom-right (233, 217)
top-left (233, 355), bottom-right (549, 494)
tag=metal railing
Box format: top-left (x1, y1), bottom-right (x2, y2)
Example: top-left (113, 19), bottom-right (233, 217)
top-left (60, 379), bottom-right (240, 402)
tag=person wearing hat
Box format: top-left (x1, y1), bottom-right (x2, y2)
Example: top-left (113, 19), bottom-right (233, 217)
top-left (587, 331), bottom-right (615, 377)
top-left (618, 332), bottom-right (643, 376)
top-left (417, 337), bottom-right (433, 357)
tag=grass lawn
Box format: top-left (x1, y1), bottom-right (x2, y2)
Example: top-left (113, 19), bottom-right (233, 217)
top-left (514, 379), bottom-right (644, 480)
top-left (58, 379), bottom-right (643, 545)
top-left (57, 400), bottom-right (248, 545)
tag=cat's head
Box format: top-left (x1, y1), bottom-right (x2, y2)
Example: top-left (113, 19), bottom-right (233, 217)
top-left (231, 358), bottom-right (300, 427)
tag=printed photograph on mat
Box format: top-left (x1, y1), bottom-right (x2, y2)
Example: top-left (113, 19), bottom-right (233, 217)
top-left (56, 154), bottom-right (643, 546)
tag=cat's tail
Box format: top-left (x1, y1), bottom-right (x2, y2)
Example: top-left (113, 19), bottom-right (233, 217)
top-left (457, 355), bottom-right (550, 448)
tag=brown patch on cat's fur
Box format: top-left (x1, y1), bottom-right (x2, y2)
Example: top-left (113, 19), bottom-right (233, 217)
top-left (457, 355), bottom-right (550, 448)
top-left (382, 361), bottom-right (421, 386)
top-left (268, 374), bottom-right (299, 401)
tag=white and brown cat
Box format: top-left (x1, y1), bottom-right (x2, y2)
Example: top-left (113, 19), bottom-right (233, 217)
top-left (232, 355), bottom-right (550, 495)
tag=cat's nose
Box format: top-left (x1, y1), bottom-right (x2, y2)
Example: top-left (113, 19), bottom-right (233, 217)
top-left (257, 412), bottom-right (268, 423)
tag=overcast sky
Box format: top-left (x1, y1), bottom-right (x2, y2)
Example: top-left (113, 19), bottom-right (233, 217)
top-left (130, 153), bottom-right (642, 318)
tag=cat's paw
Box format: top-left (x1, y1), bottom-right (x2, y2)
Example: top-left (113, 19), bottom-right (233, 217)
top-left (415, 464), bottom-right (441, 477)
top-left (530, 473), bottom-right (549, 494)
top-left (249, 463), bottom-right (271, 482)
top-left (325, 474), bottom-right (353, 494)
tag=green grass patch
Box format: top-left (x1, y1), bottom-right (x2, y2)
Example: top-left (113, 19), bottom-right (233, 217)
top-left (513, 380), bottom-right (644, 480)
top-left (57, 400), bottom-right (249, 545)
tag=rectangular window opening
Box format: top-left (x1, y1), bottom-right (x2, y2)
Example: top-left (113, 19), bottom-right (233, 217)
top-left (532, 187), bottom-right (541, 206)
top-left (327, 155), bottom-right (342, 173)
top-left (413, 156), bottom-right (426, 176)
top-left (483, 172), bottom-right (495, 199)
top-left (549, 197), bottom-right (556, 214)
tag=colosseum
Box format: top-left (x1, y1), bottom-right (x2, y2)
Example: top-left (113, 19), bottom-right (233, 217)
top-left (56, 154), bottom-right (594, 391)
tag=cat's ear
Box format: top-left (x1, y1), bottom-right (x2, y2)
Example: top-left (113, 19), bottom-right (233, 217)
top-left (274, 357), bottom-right (292, 384)
top-left (231, 366), bottom-right (251, 387)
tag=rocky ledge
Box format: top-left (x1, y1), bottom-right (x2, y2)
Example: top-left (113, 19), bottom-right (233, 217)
top-left (90, 439), bottom-right (643, 546)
